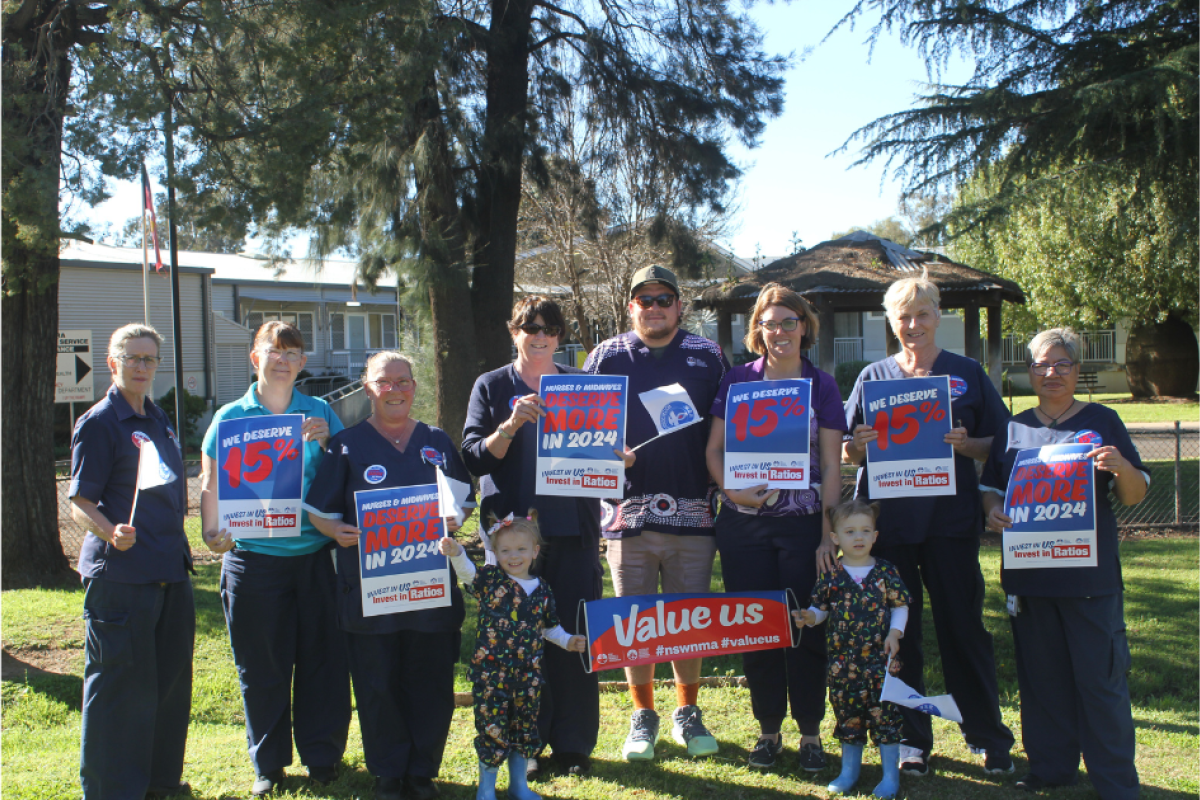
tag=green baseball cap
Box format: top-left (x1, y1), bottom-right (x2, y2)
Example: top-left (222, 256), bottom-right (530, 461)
top-left (629, 264), bottom-right (680, 297)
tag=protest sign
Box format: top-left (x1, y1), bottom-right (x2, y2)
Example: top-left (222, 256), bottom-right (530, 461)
top-left (723, 379), bottom-right (812, 490)
top-left (1002, 443), bottom-right (1097, 570)
top-left (580, 591), bottom-right (796, 673)
top-left (536, 374), bottom-right (628, 498)
top-left (216, 414), bottom-right (305, 537)
top-left (355, 483), bottom-right (451, 616)
top-left (862, 376), bottom-right (955, 498)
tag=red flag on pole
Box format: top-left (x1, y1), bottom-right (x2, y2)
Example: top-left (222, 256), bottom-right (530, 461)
top-left (141, 163), bottom-right (164, 272)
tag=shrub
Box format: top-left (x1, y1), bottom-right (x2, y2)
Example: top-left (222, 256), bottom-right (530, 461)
top-left (835, 360), bottom-right (872, 399)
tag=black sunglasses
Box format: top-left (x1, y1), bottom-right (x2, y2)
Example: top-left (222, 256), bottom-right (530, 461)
top-left (519, 323), bottom-right (562, 337)
top-left (632, 293), bottom-right (677, 309)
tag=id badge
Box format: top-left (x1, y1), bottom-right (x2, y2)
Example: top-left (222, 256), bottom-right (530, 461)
top-left (1006, 594), bottom-right (1020, 617)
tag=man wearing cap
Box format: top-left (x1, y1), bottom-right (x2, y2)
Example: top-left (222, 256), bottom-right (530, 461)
top-left (584, 265), bottom-right (730, 762)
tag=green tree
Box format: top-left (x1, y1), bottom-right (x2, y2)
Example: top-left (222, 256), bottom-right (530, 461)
top-left (830, 217), bottom-right (914, 247)
top-left (118, 192), bottom-right (246, 254)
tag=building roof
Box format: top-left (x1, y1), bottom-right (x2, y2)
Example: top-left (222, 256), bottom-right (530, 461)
top-left (697, 232), bottom-right (1025, 309)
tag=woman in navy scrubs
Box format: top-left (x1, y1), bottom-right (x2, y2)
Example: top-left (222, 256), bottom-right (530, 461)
top-left (703, 284), bottom-right (846, 772)
top-left (70, 323), bottom-right (192, 800)
top-left (199, 321), bottom-right (350, 797)
top-left (981, 328), bottom-right (1147, 799)
top-left (842, 270), bottom-right (1014, 777)
top-left (461, 296), bottom-right (616, 778)
top-left (308, 351), bottom-right (473, 800)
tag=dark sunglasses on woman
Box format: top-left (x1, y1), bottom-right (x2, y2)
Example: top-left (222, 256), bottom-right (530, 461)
top-left (519, 323), bottom-right (562, 337)
top-left (632, 293), bottom-right (677, 309)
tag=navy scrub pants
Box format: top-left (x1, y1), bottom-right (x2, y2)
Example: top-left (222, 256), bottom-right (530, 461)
top-left (1012, 593), bottom-right (1138, 799)
top-left (80, 576), bottom-right (194, 800)
top-left (716, 508), bottom-right (826, 736)
top-left (534, 535), bottom-right (602, 757)
top-left (220, 546), bottom-right (351, 776)
top-left (874, 537), bottom-right (1014, 757)
top-left (346, 629), bottom-right (459, 779)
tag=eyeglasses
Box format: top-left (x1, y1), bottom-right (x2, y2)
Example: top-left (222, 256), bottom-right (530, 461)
top-left (369, 378), bottom-right (415, 392)
top-left (118, 354), bottom-right (161, 368)
top-left (263, 349), bottom-right (304, 363)
top-left (1030, 360), bottom-right (1076, 376)
top-left (632, 293), bottom-right (677, 309)
top-left (518, 323), bottom-right (562, 338)
top-left (758, 317), bottom-right (803, 332)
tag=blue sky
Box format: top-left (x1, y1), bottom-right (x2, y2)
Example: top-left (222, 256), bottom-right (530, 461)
top-left (77, 3), bottom-right (971, 261)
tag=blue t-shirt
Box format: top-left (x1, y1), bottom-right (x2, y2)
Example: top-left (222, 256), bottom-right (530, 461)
top-left (306, 420), bottom-right (473, 635)
top-left (71, 385), bottom-right (190, 583)
top-left (202, 383), bottom-right (345, 556)
top-left (843, 350), bottom-right (1010, 545)
top-left (980, 404), bottom-right (1149, 597)
top-left (461, 363), bottom-right (601, 545)
top-left (584, 329), bottom-right (729, 538)
top-left (710, 356), bottom-right (847, 517)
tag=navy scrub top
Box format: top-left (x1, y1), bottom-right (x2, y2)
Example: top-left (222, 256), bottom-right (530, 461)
top-left (70, 384), bottom-right (191, 583)
top-left (306, 419), bottom-right (474, 635)
top-left (843, 350), bottom-right (1010, 546)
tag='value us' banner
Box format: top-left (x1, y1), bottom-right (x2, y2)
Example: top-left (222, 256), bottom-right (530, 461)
top-left (862, 376), bottom-right (955, 498)
top-left (536, 374), bottom-right (629, 498)
top-left (217, 414), bottom-right (305, 537)
top-left (1002, 444), bottom-right (1097, 570)
top-left (355, 483), bottom-right (451, 616)
top-left (724, 379), bottom-right (812, 490)
top-left (580, 591), bottom-right (796, 673)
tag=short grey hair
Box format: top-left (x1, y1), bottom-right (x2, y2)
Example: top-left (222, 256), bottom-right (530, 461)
top-left (882, 267), bottom-right (941, 321)
top-left (1028, 328), bottom-right (1082, 364)
top-left (108, 323), bottom-right (163, 358)
top-left (362, 350), bottom-right (414, 380)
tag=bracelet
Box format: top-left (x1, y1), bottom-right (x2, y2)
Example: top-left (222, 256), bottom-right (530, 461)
top-left (497, 427), bottom-right (514, 440)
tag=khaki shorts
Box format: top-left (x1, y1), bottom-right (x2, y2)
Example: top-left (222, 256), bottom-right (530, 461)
top-left (606, 530), bottom-right (717, 597)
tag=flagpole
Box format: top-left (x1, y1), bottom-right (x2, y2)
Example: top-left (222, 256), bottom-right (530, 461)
top-left (164, 102), bottom-right (186, 450)
top-left (141, 167), bottom-right (150, 326)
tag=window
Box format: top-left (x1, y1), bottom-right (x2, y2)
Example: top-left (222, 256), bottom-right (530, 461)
top-left (243, 311), bottom-right (316, 353)
top-left (329, 311), bottom-right (397, 350)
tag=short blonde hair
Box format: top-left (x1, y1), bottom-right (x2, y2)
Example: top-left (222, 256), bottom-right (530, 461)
top-left (744, 283), bottom-right (819, 355)
top-left (108, 323), bottom-right (163, 358)
top-left (362, 351), bottom-right (414, 381)
top-left (1028, 328), bottom-right (1082, 364)
top-left (882, 267), bottom-right (941, 321)
top-left (826, 498), bottom-right (881, 531)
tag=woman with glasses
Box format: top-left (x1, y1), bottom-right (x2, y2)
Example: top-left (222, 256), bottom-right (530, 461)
top-left (461, 296), bottom-right (628, 778)
top-left (307, 351), bottom-right (474, 800)
top-left (703, 283), bottom-right (847, 771)
top-left (70, 324), bottom-right (193, 799)
top-left (842, 270), bottom-right (1014, 778)
top-left (980, 328), bottom-right (1146, 799)
top-left (200, 321), bottom-right (350, 797)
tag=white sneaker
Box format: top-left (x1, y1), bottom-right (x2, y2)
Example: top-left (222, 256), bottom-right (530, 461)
top-left (622, 709), bottom-right (660, 762)
top-left (671, 705), bottom-right (718, 757)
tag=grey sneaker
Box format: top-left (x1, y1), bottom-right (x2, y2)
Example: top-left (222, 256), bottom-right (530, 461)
top-left (671, 705), bottom-right (719, 756)
top-left (622, 709), bottom-right (660, 761)
top-left (748, 735), bottom-right (783, 768)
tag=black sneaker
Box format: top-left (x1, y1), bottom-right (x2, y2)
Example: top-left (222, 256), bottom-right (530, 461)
top-left (798, 741), bottom-right (827, 772)
top-left (748, 736), bottom-right (783, 769)
top-left (525, 754), bottom-right (543, 781)
top-left (899, 745), bottom-right (930, 777)
top-left (144, 782), bottom-right (191, 799)
top-left (403, 775), bottom-right (440, 800)
top-left (984, 750), bottom-right (1015, 775)
top-left (1016, 773), bottom-right (1049, 793)
top-left (251, 770), bottom-right (286, 798)
top-left (307, 764), bottom-right (339, 786)
top-left (555, 752), bottom-right (592, 776)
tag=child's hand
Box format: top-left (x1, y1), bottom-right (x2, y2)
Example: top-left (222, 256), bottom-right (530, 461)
top-left (566, 635), bottom-right (587, 652)
top-left (792, 609), bottom-right (817, 628)
top-left (884, 629), bottom-right (903, 659)
top-left (438, 536), bottom-right (461, 556)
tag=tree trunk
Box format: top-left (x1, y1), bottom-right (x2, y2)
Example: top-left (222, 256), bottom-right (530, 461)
top-left (1, 3), bottom-right (75, 584)
top-left (1125, 313), bottom-right (1200, 399)
top-left (470, 0), bottom-right (535, 373)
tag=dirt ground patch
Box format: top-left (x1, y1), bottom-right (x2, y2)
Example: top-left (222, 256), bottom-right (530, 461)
top-left (2, 646), bottom-right (83, 682)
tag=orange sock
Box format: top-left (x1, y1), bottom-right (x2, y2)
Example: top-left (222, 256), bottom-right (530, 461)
top-left (676, 681), bottom-right (699, 708)
top-left (631, 682), bottom-right (655, 711)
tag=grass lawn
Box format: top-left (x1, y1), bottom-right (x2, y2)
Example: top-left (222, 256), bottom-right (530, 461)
top-left (3, 539), bottom-right (1196, 800)
top-left (1008, 394), bottom-right (1199, 425)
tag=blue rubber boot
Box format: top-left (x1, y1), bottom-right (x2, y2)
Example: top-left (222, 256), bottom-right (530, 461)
top-left (874, 744), bottom-right (901, 799)
top-left (827, 743), bottom-right (863, 795)
top-left (506, 754), bottom-right (541, 800)
top-left (476, 761), bottom-right (499, 800)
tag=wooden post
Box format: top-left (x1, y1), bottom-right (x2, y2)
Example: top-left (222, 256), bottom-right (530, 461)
top-left (965, 305), bottom-right (982, 363)
top-left (818, 301), bottom-right (836, 375)
top-left (717, 310), bottom-right (734, 358)
top-left (987, 304), bottom-right (1003, 391)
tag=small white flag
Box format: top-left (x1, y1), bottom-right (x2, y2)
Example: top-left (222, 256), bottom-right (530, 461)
top-left (136, 440), bottom-right (177, 489)
top-left (435, 467), bottom-right (470, 528)
top-left (638, 383), bottom-right (701, 437)
top-left (881, 670), bottom-right (963, 723)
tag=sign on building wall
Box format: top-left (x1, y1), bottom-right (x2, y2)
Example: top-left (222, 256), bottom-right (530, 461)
top-left (56, 330), bottom-right (94, 403)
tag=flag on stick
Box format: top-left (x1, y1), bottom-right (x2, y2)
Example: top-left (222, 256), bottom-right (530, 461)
top-left (436, 466), bottom-right (470, 529)
top-left (881, 666), bottom-right (963, 723)
top-left (129, 440), bottom-right (177, 525)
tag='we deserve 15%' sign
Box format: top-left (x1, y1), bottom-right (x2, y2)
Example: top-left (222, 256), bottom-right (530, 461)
top-left (536, 374), bottom-right (629, 498)
top-left (1002, 444), bottom-right (1097, 570)
top-left (723, 379), bottom-right (812, 490)
top-left (862, 377), bottom-right (955, 498)
top-left (216, 414), bottom-right (305, 537)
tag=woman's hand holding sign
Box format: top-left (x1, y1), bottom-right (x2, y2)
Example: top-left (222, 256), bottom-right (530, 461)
top-left (301, 417), bottom-right (331, 448)
top-left (203, 526), bottom-right (234, 554)
top-left (724, 484), bottom-right (778, 509)
top-left (506, 394), bottom-right (545, 432)
top-left (309, 517), bottom-right (361, 548)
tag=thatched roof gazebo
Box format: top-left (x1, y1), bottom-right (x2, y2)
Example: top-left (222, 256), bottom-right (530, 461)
top-left (697, 232), bottom-right (1026, 388)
